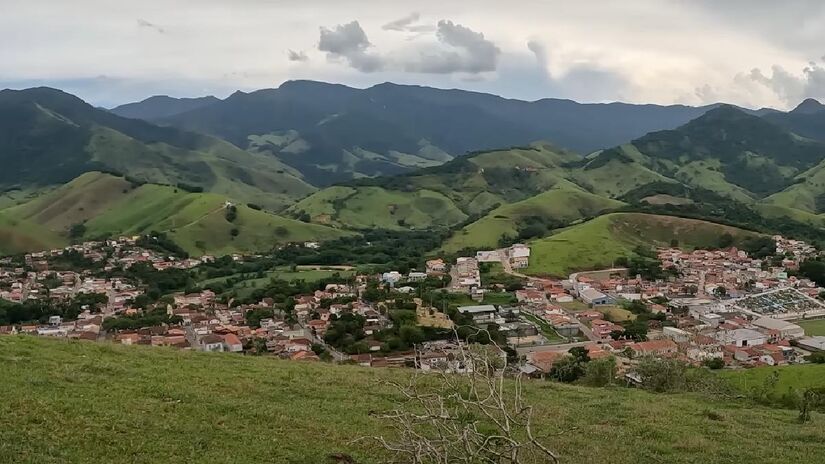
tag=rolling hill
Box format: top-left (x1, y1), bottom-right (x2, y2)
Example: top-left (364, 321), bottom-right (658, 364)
top-left (1, 172), bottom-right (350, 256)
top-left (2, 336), bottom-right (822, 464)
top-left (0, 87), bottom-right (314, 211)
top-left (289, 143), bottom-right (586, 230)
top-left (525, 213), bottom-right (760, 277)
top-left (0, 211), bottom-right (67, 255)
top-left (142, 80), bottom-right (722, 185)
top-left (440, 182), bottom-right (625, 253)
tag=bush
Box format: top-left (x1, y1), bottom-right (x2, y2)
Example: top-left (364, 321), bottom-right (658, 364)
top-left (581, 357), bottom-right (617, 387)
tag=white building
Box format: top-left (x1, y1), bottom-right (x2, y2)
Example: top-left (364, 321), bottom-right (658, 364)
top-left (458, 305), bottom-right (500, 324)
top-left (715, 328), bottom-right (767, 347)
top-left (751, 318), bottom-right (805, 340)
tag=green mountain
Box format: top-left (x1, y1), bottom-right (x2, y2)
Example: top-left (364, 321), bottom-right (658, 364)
top-left (293, 106), bottom-right (825, 254)
top-left (0, 87), bottom-right (314, 211)
top-left (110, 95), bottom-right (220, 120)
top-left (151, 80), bottom-right (719, 185)
top-left (612, 105), bottom-right (825, 197)
top-left (3, 336), bottom-right (822, 464)
top-left (1, 172), bottom-right (350, 256)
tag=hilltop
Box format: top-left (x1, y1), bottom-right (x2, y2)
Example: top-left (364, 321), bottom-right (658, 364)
top-left (0, 172), bottom-right (350, 256)
top-left (1, 336), bottom-right (822, 464)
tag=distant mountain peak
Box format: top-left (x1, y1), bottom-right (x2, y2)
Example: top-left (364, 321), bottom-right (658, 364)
top-left (791, 98), bottom-right (825, 115)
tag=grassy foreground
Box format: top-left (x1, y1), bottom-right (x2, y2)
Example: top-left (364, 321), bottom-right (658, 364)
top-left (2, 337), bottom-right (824, 463)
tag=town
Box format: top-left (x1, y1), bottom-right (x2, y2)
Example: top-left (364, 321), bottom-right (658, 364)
top-left (2, 233), bottom-right (825, 382)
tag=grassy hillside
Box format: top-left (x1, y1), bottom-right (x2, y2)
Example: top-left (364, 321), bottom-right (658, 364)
top-left (2, 173), bottom-right (349, 256)
top-left (291, 144), bottom-right (583, 230)
top-left (722, 364), bottom-right (825, 397)
top-left (0, 211), bottom-right (66, 255)
top-left (2, 336), bottom-right (823, 464)
top-left (525, 213), bottom-right (759, 277)
top-left (441, 182), bottom-right (624, 252)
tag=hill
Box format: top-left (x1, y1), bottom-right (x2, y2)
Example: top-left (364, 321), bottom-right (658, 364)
top-left (151, 80), bottom-right (719, 185)
top-left (1, 336), bottom-right (822, 464)
top-left (0, 87), bottom-right (314, 211)
top-left (109, 95), bottom-right (220, 120)
top-left (290, 143), bottom-right (585, 230)
top-left (525, 213), bottom-right (759, 277)
top-left (0, 211), bottom-right (66, 255)
top-left (2, 172), bottom-right (350, 256)
top-left (441, 182), bottom-right (625, 252)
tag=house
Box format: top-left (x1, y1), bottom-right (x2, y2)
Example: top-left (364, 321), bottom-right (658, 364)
top-left (425, 259), bottom-right (447, 274)
top-left (381, 271), bottom-right (402, 286)
top-left (508, 244), bottom-right (530, 269)
top-left (580, 288), bottom-right (612, 306)
top-left (223, 333), bottom-right (244, 352)
top-left (663, 326), bottom-right (690, 343)
top-left (629, 339), bottom-right (678, 356)
top-left (526, 350), bottom-right (565, 374)
top-left (457, 305), bottom-right (499, 324)
top-left (408, 271), bottom-right (427, 282)
top-left (200, 334), bottom-right (225, 352)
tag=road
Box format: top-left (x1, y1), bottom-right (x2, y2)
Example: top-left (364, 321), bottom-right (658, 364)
top-left (516, 340), bottom-right (592, 355)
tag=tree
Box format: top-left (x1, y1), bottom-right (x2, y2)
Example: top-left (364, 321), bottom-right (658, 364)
top-left (69, 223), bottom-right (86, 240)
top-left (717, 233), bottom-right (735, 249)
top-left (548, 356), bottom-right (585, 383)
top-left (582, 357), bottom-right (617, 387)
top-left (361, 341), bottom-right (559, 463)
top-left (713, 286), bottom-right (728, 299)
top-left (703, 357), bottom-right (725, 370)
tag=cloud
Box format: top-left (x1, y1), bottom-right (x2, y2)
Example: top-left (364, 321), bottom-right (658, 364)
top-left (401, 20), bottom-right (500, 74)
top-left (318, 21), bottom-right (384, 72)
top-left (287, 49), bottom-right (309, 62)
top-left (527, 40), bottom-right (548, 71)
top-left (318, 19), bottom-right (499, 75)
top-left (136, 18), bottom-right (165, 34)
top-left (748, 60), bottom-right (825, 105)
top-left (383, 12), bottom-right (420, 31)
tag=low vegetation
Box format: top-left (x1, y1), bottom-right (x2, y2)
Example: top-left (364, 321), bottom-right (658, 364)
top-left (2, 336), bottom-right (824, 464)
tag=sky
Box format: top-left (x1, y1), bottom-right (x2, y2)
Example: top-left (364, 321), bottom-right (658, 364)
top-left (3, 0), bottom-right (825, 109)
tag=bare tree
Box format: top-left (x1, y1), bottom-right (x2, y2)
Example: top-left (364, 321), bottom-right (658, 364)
top-left (359, 335), bottom-right (560, 463)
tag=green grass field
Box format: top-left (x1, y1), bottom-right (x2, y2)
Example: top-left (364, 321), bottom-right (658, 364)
top-left (292, 186), bottom-right (467, 230)
top-left (522, 313), bottom-right (566, 343)
top-left (598, 306), bottom-right (636, 322)
top-left (2, 336), bottom-right (824, 464)
top-left (525, 213), bottom-right (758, 277)
top-left (722, 364), bottom-right (825, 397)
top-left (799, 319), bottom-right (825, 336)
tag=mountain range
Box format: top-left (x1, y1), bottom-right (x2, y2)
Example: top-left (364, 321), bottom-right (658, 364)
top-left (3, 82), bottom-right (825, 263)
top-left (111, 80), bottom-right (729, 185)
